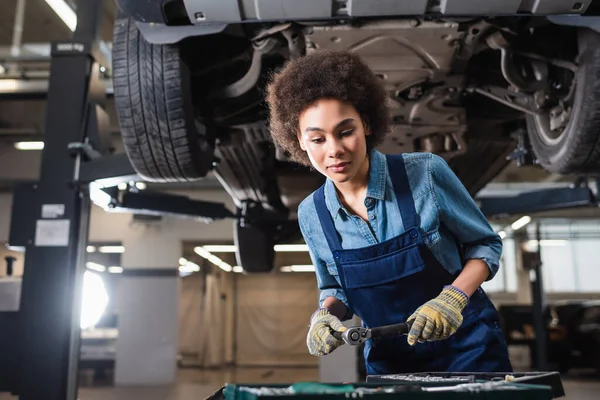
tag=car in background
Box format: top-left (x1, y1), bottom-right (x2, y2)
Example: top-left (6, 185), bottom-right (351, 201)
top-left (111, 0), bottom-right (600, 273)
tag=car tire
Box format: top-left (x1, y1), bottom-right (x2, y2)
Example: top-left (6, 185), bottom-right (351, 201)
top-left (526, 28), bottom-right (600, 174)
top-left (234, 221), bottom-right (275, 273)
top-left (112, 17), bottom-right (214, 182)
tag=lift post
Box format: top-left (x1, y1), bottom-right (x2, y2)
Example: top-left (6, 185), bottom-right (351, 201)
top-left (3, 1), bottom-right (105, 398)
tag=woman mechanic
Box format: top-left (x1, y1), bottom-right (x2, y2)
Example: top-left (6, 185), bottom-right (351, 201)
top-left (265, 50), bottom-right (512, 375)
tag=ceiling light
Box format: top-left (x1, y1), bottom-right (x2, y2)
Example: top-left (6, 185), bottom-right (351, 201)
top-left (281, 265), bottom-right (315, 272)
top-left (215, 260), bottom-right (232, 272)
top-left (98, 246), bottom-right (125, 253)
top-left (179, 257), bottom-right (188, 265)
top-left (202, 245), bottom-right (236, 252)
top-left (233, 266), bottom-right (243, 273)
top-left (193, 246), bottom-right (231, 272)
top-left (274, 244), bottom-right (309, 252)
top-left (194, 246), bottom-right (212, 259)
top-left (118, 182), bottom-right (128, 190)
top-left (511, 216), bottom-right (531, 231)
top-left (86, 245), bottom-right (96, 253)
top-left (45, 0), bottom-right (77, 32)
top-left (14, 141), bottom-right (44, 150)
top-left (108, 266), bottom-right (123, 274)
top-left (135, 182), bottom-right (147, 190)
top-left (86, 262), bottom-right (106, 272)
top-left (179, 262), bottom-right (200, 273)
top-left (498, 231), bottom-right (506, 240)
top-left (526, 239), bottom-right (568, 248)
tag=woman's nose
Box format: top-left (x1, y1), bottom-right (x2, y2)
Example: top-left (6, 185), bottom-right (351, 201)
top-left (327, 139), bottom-right (344, 158)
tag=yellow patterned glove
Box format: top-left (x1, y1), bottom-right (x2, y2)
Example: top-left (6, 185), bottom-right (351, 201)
top-left (307, 308), bottom-right (347, 356)
top-left (407, 285), bottom-right (469, 346)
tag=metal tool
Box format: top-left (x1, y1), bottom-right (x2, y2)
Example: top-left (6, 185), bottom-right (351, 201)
top-left (332, 321), bottom-right (413, 346)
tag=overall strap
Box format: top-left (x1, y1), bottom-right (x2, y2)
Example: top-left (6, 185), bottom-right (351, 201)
top-left (386, 154), bottom-right (419, 229)
top-left (313, 185), bottom-right (342, 251)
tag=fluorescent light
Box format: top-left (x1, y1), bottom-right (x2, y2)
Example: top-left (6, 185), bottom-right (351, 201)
top-left (193, 246), bottom-right (231, 272)
top-left (202, 245), bottom-right (236, 252)
top-left (179, 257), bottom-right (188, 265)
top-left (98, 246), bottom-right (125, 253)
top-left (179, 262), bottom-right (200, 273)
top-left (45, 0), bottom-right (77, 32)
top-left (86, 262), bottom-right (106, 272)
top-left (274, 244), bottom-right (309, 252)
top-left (14, 141), bottom-right (44, 150)
top-left (281, 265), bottom-right (315, 272)
top-left (233, 266), bottom-right (243, 273)
top-left (207, 254), bottom-right (223, 265)
top-left (108, 266), bottom-right (123, 274)
top-left (527, 240), bottom-right (568, 247)
top-left (86, 245), bottom-right (96, 253)
top-left (194, 246), bottom-right (212, 259)
top-left (135, 182), bottom-right (147, 190)
top-left (511, 216), bottom-right (531, 231)
top-left (216, 260), bottom-right (232, 272)
top-left (498, 231), bottom-right (506, 240)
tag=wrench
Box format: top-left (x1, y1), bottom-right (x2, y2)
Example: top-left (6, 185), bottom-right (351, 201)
top-left (332, 321), bottom-right (413, 346)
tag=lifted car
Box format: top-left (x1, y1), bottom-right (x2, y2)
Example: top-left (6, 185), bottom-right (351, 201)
top-left (111, 0), bottom-right (600, 272)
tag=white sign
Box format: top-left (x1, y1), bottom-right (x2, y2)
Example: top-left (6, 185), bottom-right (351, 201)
top-left (35, 219), bottom-right (70, 247)
top-left (42, 204), bottom-right (65, 219)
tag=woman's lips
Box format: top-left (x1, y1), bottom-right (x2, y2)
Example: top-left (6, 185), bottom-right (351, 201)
top-left (328, 161), bottom-right (350, 173)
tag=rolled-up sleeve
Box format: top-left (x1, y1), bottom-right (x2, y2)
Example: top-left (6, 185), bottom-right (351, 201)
top-left (429, 154), bottom-right (503, 280)
top-left (298, 203), bottom-right (353, 320)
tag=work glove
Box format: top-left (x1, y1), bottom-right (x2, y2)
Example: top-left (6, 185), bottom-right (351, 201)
top-left (407, 285), bottom-right (469, 346)
top-left (307, 308), bottom-right (347, 356)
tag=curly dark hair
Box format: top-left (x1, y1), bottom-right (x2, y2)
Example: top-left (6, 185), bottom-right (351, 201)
top-left (265, 50), bottom-right (391, 167)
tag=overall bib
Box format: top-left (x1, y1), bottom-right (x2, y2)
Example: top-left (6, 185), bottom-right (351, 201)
top-left (313, 154), bottom-right (513, 375)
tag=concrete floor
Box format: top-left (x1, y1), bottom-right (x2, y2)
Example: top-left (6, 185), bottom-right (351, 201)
top-left (1, 367), bottom-right (598, 399)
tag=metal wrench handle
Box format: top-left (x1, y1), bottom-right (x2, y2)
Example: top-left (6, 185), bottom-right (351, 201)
top-left (371, 320), bottom-right (412, 338)
top-left (332, 321), bottom-right (412, 343)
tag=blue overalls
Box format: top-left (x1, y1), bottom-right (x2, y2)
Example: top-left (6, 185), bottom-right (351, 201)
top-left (313, 154), bottom-right (513, 375)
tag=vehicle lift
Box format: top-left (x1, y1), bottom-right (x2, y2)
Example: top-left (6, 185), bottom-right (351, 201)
top-left (0, 1), bottom-right (598, 398)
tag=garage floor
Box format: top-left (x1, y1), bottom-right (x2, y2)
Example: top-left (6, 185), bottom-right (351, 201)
top-left (2, 367), bottom-right (597, 400)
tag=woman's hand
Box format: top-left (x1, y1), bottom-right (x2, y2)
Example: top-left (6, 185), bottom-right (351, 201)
top-left (406, 286), bottom-right (469, 346)
top-left (307, 308), bottom-right (347, 356)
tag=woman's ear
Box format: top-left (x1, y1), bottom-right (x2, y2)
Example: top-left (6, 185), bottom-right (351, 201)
top-left (361, 115), bottom-right (371, 136)
top-left (297, 132), bottom-right (306, 151)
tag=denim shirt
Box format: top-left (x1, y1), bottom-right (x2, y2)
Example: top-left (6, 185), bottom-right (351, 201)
top-left (297, 150), bottom-right (502, 318)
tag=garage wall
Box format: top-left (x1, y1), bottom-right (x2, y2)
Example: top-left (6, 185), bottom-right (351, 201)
top-left (177, 270), bottom-right (318, 368)
top-left (234, 272), bottom-right (318, 367)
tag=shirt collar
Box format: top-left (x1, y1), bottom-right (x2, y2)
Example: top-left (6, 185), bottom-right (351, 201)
top-left (324, 149), bottom-right (387, 219)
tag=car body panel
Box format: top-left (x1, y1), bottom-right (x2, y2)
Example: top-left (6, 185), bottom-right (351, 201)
top-left (117, 0), bottom-right (598, 44)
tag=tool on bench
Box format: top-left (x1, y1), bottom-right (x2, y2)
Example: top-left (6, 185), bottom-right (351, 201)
top-left (332, 321), bottom-right (413, 346)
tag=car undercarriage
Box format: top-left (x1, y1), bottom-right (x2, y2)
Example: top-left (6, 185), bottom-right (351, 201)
top-left (111, 5), bottom-right (600, 272)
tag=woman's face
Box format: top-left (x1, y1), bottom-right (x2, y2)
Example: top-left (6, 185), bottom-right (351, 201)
top-left (297, 98), bottom-right (370, 184)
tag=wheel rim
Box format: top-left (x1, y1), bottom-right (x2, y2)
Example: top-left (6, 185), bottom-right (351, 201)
top-left (532, 68), bottom-right (576, 147)
top-left (533, 112), bottom-right (568, 146)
